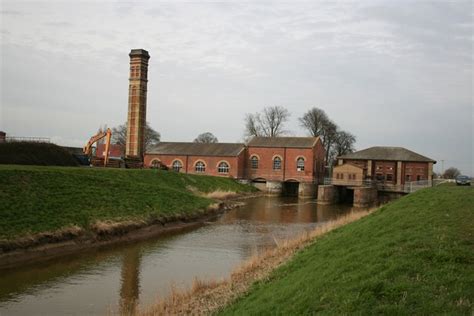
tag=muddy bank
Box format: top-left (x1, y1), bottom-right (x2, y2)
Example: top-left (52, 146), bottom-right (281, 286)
top-left (0, 193), bottom-right (261, 270)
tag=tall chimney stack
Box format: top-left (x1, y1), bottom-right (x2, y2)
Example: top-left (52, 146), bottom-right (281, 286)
top-left (126, 49), bottom-right (150, 159)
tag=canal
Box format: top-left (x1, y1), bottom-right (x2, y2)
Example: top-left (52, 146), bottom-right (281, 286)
top-left (0, 196), bottom-right (362, 315)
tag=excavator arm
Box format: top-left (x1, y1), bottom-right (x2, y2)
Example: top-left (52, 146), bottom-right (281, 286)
top-left (83, 128), bottom-right (112, 167)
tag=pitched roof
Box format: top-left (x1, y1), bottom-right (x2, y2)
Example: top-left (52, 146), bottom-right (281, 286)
top-left (146, 142), bottom-right (246, 157)
top-left (339, 146), bottom-right (436, 163)
top-left (247, 137), bottom-right (320, 148)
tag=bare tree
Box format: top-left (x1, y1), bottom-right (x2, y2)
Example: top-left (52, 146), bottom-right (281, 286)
top-left (111, 122), bottom-right (161, 152)
top-left (194, 132), bottom-right (218, 143)
top-left (321, 118), bottom-right (338, 165)
top-left (244, 106), bottom-right (290, 139)
top-left (332, 130), bottom-right (356, 158)
top-left (298, 107), bottom-right (329, 137)
top-left (244, 113), bottom-right (262, 138)
top-left (443, 167), bottom-right (461, 179)
top-left (299, 107), bottom-right (356, 171)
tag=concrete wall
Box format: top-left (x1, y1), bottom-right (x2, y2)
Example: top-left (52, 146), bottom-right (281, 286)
top-left (317, 185), bottom-right (339, 205)
top-left (266, 180), bottom-right (283, 196)
top-left (353, 187), bottom-right (378, 208)
top-left (298, 182), bottom-right (317, 198)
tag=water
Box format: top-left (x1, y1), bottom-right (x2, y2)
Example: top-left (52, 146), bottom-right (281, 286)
top-left (0, 197), bottom-right (360, 315)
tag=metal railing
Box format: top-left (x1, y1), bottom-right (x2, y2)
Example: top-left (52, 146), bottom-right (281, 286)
top-left (5, 136), bottom-right (51, 143)
top-left (323, 177), bottom-right (434, 193)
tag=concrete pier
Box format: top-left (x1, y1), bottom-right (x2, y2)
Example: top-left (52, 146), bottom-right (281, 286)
top-left (298, 182), bottom-right (317, 198)
top-left (353, 187), bottom-right (378, 208)
top-left (266, 181), bottom-right (283, 196)
top-left (317, 185), bottom-right (339, 205)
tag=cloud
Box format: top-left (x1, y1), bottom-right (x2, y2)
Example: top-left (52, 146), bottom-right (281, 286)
top-left (0, 1), bottom-right (472, 175)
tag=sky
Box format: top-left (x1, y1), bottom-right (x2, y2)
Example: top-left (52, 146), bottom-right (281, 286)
top-left (0, 0), bottom-right (473, 175)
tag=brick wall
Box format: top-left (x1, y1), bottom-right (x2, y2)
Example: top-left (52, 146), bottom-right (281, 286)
top-left (144, 153), bottom-right (244, 178)
top-left (403, 162), bottom-right (429, 183)
top-left (247, 147), bottom-right (316, 182)
top-left (341, 159), bottom-right (431, 184)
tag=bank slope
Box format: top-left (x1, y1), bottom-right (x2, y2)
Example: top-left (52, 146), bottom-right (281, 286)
top-left (0, 165), bottom-right (256, 240)
top-left (0, 142), bottom-right (79, 166)
top-left (221, 185), bottom-right (474, 315)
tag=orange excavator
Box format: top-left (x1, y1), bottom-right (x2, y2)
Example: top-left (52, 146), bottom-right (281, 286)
top-left (83, 128), bottom-right (112, 167)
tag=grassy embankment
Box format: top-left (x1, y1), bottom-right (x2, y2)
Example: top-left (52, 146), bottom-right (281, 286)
top-left (0, 165), bottom-right (256, 241)
top-left (0, 142), bottom-right (79, 166)
top-left (221, 185), bottom-right (473, 315)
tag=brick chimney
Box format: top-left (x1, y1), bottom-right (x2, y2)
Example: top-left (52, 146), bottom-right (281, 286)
top-left (0, 131), bottom-right (6, 143)
top-left (125, 49), bottom-right (150, 159)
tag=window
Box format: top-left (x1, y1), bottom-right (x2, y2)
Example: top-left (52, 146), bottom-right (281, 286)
top-left (336, 173), bottom-right (340, 179)
top-left (296, 158), bottom-right (305, 171)
top-left (195, 161), bottom-right (206, 173)
top-left (376, 173), bottom-right (384, 181)
top-left (386, 174), bottom-right (394, 181)
top-left (250, 156), bottom-right (259, 169)
top-left (417, 175), bottom-right (422, 181)
top-left (341, 173), bottom-right (344, 180)
top-left (172, 160), bottom-right (182, 172)
top-left (273, 157), bottom-right (282, 170)
top-left (406, 175), bottom-right (411, 182)
top-left (218, 162), bottom-right (229, 174)
top-left (150, 159), bottom-right (160, 169)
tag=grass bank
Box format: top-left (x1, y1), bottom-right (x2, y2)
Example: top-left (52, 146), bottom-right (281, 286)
top-left (0, 142), bottom-right (79, 166)
top-left (0, 165), bottom-right (256, 242)
top-left (221, 185), bottom-right (473, 315)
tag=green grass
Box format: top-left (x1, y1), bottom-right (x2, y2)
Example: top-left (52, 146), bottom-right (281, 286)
top-left (0, 142), bottom-right (79, 166)
top-left (221, 185), bottom-right (474, 315)
top-left (0, 165), bottom-right (256, 239)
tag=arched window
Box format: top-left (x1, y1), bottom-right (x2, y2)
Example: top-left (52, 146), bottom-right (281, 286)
top-left (297, 157), bottom-right (305, 171)
top-left (250, 156), bottom-right (259, 169)
top-left (150, 159), bottom-right (160, 169)
top-left (218, 162), bottom-right (229, 174)
top-left (195, 161), bottom-right (206, 173)
top-left (172, 160), bottom-right (182, 172)
top-left (273, 156), bottom-right (282, 170)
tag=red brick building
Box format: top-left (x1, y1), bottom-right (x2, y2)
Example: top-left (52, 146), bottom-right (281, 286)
top-left (333, 146), bottom-right (436, 189)
top-left (143, 136), bottom-right (325, 197)
top-left (246, 137), bottom-right (325, 196)
top-left (144, 142), bottom-right (247, 179)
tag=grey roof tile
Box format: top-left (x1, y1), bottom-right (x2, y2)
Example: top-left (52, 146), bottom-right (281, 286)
top-left (146, 142), bottom-right (245, 157)
top-left (339, 146), bottom-right (436, 163)
top-left (248, 137), bottom-right (320, 148)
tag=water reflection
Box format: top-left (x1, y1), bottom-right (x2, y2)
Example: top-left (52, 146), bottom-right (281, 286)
top-left (0, 196), bottom-right (362, 315)
top-left (119, 247), bottom-right (141, 315)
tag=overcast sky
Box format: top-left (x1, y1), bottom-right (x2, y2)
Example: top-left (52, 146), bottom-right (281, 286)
top-left (0, 1), bottom-right (472, 175)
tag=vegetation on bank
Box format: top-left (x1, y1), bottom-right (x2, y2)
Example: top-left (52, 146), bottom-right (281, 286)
top-left (222, 185), bottom-right (474, 315)
top-left (0, 142), bottom-right (79, 166)
top-left (0, 165), bottom-right (256, 240)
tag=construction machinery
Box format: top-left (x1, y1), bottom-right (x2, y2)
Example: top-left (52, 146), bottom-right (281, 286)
top-left (83, 128), bottom-right (112, 167)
